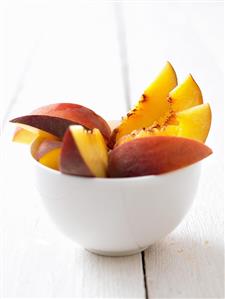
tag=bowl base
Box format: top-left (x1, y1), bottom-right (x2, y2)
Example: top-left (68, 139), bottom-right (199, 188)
top-left (85, 247), bottom-right (148, 257)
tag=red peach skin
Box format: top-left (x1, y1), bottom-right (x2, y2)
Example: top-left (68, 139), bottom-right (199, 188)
top-left (59, 129), bottom-right (93, 176)
top-left (108, 136), bottom-right (212, 177)
top-left (10, 103), bottom-right (111, 141)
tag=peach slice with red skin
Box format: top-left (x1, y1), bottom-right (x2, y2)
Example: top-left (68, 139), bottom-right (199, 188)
top-left (10, 103), bottom-right (111, 142)
top-left (60, 125), bottom-right (108, 177)
top-left (33, 139), bottom-right (62, 170)
top-left (108, 136), bottom-right (212, 177)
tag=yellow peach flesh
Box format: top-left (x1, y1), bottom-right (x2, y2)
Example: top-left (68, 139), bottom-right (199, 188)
top-left (114, 69), bottom-right (211, 146)
top-left (116, 125), bottom-right (179, 146)
top-left (113, 62), bottom-right (178, 143)
top-left (176, 103), bottom-right (211, 142)
top-left (70, 126), bottom-right (108, 177)
top-left (13, 123), bottom-right (58, 144)
top-left (39, 148), bottom-right (61, 170)
top-left (116, 103), bottom-right (211, 145)
top-left (13, 128), bottom-right (37, 144)
top-left (169, 74), bottom-right (203, 112)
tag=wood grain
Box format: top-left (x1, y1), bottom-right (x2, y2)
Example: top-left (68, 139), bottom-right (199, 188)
top-left (2, 1), bottom-right (144, 298)
top-left (123, 2), bottom-right (224, 298)
top-left (144, 161), bottom-right (224, 298)
top-left (4, 1), bottom-right (127, 124)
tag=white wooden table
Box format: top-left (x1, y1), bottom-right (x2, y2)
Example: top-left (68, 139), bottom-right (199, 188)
top-left (1, 1), bottom-right (224, 298)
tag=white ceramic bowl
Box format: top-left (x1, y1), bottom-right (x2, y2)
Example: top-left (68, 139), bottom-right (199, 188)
top-left (30, 140), bottom-right (201, 256)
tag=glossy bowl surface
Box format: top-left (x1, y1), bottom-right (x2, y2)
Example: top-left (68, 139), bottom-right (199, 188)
top-left (31, 139), bottom-right (201, 256)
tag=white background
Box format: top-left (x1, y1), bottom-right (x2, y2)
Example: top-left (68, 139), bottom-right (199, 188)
top-left (1, 0), bottom-right (224, 298)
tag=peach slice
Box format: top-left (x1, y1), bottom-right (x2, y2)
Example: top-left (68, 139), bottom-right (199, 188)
top-left (116, 124), bottom-right (179, 147)
top-left (60, 125), bottom-right (108, 177)
top-left (34, 139), bottom-right (62, 170)
top-left (169, 74), bottom-right (203, 112)
top-left (12, 123), bottom-right (59, 144)
top-left (176, 103), bottom-right (211, 142)
top-left (109, 136), bottom-right (212, 177)
top-left (109, 62), bottom-right (178, 147)
top-left (10, 103), bottom-right (111, 142)
top-left (116, 103), bottom-right (211, 146)
top-left (13, 127), bottom-right (37, 144)
top-left (110, 69), bottom-right (209, 148)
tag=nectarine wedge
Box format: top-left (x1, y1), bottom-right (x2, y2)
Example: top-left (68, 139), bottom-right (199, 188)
top-left (109, 62), bottom-right (177, 147)
top-left (11, 103), bottom-right (111, 142)
top-left (169, 74), bottom-right (203, 112)
top-left (116, 103), bottom-right (211, 146)
top-left (116, 124), bottom-right (179, 147)
top-left (60, 125), bottom-right (108, 177)
top-left (12, 123), bottom-right (59, 144)
top-left (176, 103), bottom-right (211, 142)
top-left (110, 65), bottom-right (212, 148)
top-left (33, 139), bottom-right (62, 170)
top-left (109, 136), bottom-right (212, 177)
top-left (13, 127), bottom-right (37, 144)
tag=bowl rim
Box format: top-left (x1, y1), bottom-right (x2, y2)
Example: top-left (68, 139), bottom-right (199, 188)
top-left (29, 140), bottom-right (201, 183)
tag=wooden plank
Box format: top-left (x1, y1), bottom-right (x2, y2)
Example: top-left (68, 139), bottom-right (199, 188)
top-left (2, 143), bottom-right (145, 297)
top-left (4, 0), bottom-right (127, 123)
top-left (2, 2), bottom-right (145, 297)
top-left (122, 1), bottom-right (224, 107)
top-left (3, 0), bottom-right (50, 124)
top-left (123, 2), bottom-right (224, 298)
top-left (144, 154), bottom-right (224, 298)
top-left (0, 1), bottom-right (5, 124)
